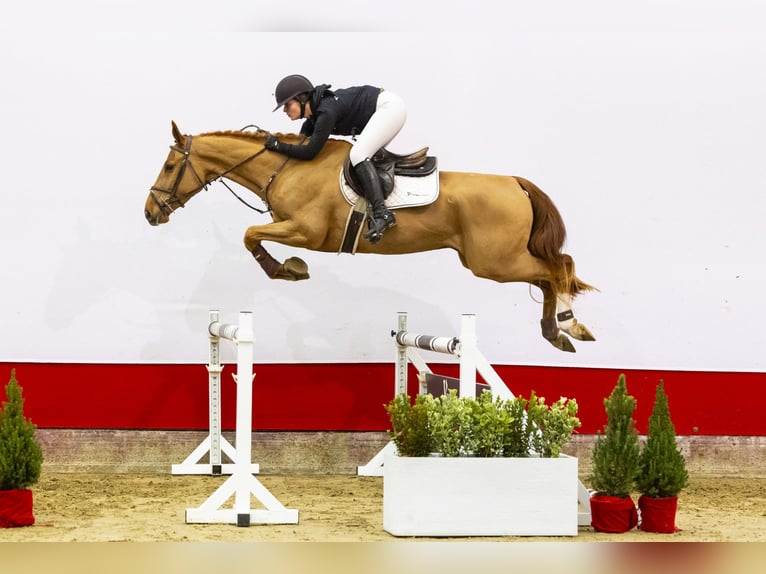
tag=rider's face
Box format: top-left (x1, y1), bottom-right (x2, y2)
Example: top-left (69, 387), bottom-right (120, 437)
top-left (283, 99), bottom-right (303, 121)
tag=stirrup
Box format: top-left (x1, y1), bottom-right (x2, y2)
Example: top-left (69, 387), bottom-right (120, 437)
top-left (364, 228), bottom-right (383, 244)
top-left (364, 215), bottom-right (390, 244)
top-left (379, 211), bottom-right (397, 229)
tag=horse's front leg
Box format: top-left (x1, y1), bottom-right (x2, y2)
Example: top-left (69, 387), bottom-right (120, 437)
top-left (244, 222), bottom-right (311, 281)
top-left (251, 243), bottom-right (310, 281)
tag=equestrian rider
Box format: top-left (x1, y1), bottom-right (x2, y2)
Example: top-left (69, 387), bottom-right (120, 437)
top-left (265, 74), bottom-right (407, 244)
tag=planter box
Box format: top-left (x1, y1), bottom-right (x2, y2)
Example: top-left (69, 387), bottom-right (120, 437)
top-left (383, 452), bottom-right (578, 537)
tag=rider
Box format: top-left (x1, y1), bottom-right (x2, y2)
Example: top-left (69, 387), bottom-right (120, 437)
top-left (265, 74), bottom-right (407, 244)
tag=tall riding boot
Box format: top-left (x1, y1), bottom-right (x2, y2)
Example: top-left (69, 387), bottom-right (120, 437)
top-left (354, 159), bottom-right (396, 244)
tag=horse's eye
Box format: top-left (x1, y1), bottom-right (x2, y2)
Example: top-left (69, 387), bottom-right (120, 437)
top-left (164, 163), bottom-right (174, 172)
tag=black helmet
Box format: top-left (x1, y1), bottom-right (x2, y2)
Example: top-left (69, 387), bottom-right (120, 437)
top-left (273, 74), bottom-right (314, 111)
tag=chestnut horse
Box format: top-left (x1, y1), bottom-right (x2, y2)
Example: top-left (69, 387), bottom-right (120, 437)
top-left (145, 122), bottom-right (595, 352)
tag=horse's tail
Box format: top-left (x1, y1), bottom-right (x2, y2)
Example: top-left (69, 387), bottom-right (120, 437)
top-left (515, 176), bottom-right (596, 296)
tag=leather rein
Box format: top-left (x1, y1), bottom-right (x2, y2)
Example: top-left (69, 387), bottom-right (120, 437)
top-left (148, 129), bottom-right (294, 217)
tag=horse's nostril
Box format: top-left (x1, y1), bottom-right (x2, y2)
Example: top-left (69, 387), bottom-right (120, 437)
top-left (145, 210), bottom-right (152, 221)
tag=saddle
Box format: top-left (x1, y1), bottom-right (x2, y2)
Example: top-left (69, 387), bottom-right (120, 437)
top-left (343, 147), bottom-right (438, 198)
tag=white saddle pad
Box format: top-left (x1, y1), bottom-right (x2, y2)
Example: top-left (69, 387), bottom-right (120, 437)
top-left (339, 163), bottom-right (440, 209)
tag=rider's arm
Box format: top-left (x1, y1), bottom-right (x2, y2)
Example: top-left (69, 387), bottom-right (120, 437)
top-left (275, 111), bottom-right (335, 161)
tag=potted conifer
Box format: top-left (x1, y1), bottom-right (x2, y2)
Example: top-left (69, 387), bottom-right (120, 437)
top-left (588, 374), bottom-right (640, 533)
top-left (0, 369), bottom-right (44, 528)
top-left (635, 380), bottom-right (689, 533)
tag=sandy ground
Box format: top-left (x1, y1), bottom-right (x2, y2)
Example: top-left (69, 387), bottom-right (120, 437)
top-left (0, 473), bottom-right (764, 542)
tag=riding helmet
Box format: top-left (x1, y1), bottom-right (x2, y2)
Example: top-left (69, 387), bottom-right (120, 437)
top-left (273, 74), bottom-right (314, 111)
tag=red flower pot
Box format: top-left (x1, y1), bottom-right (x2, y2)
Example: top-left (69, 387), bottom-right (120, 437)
top-left (0, 488), bottom-right (35, 528)
top-left (638, 495), bottom-right (679, 533)
top-left (589, 494), bottom-right (638, 533)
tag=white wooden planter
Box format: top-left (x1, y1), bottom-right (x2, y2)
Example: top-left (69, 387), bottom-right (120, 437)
top-left (383, 452), bottom-right (578, 537)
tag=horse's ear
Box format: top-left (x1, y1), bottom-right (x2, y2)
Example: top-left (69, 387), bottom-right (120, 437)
top-left (171, 121), bottom-right (183, 144)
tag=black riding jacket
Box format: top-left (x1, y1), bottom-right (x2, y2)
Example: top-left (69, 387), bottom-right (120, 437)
top-left (276, 84), bottom-right (381, 160)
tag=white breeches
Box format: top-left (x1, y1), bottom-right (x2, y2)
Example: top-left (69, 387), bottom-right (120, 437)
top-left (349, 90), bottom-right (407, 166)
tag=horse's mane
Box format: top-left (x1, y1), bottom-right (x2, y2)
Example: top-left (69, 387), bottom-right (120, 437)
top-left (197, 129), bottom-right (350, 149)
top-left (199, 129), bottom-right (269, 140)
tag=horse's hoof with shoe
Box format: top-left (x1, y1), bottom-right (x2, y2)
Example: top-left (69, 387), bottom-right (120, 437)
top-left (548, 333), bottom-right (577, 353)
top-left (561, 320), bottom-right (596, 342)
top-left (275, 257), bottom-right (309, 281)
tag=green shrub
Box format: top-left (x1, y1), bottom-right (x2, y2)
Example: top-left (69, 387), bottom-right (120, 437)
top-left (502, 395), bottom-right (531, 457)
top-left (469, 391), bottom-right (513, 457)
top-left (530, 395), bottom-right (581, 458)
top-left (0, 369), bottom-right (44, 490)
top-left (385, 388), bottom-right (579, 458)
top-left (428, 390), bottom-right (473, 457)
top-left (385, 392), bottom-right (433, 457)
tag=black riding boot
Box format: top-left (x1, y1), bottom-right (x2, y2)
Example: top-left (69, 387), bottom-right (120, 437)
top-left (354, 159), bottom-right (396, 244)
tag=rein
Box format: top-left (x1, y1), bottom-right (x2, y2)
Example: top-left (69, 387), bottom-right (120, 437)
top-left (149, 127), bottom-right (301, 217)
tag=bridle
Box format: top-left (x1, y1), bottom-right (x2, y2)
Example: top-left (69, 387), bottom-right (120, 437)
top-left (148, 128), bottom-right (298, 218)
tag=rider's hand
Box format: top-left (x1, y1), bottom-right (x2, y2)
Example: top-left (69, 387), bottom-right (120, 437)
top-left (264, 135), bottom-right (281, 152)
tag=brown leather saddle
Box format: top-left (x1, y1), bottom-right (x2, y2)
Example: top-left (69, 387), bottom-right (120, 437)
top-left (343, 147), bottom-right (438, 198)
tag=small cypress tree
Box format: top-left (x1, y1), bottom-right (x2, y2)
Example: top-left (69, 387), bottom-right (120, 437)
top-left (635, 381), bottom-right (689, 498)
top-left (0, 369), bottom-right (43, 490)
top-left (589, 374), bottom-right (640, 498)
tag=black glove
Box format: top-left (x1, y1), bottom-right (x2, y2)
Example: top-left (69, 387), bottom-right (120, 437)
top-left (264, 134), bottom-right (281, 152)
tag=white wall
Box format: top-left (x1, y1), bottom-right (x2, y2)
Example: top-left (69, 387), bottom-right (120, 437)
top-left (1, 2), bottom-right (764, 371)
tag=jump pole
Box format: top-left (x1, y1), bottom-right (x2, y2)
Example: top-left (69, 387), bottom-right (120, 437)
top-left (184, 311), bottom-right (298, 527)
top-left (392, 313), bottom-right (513, 401)
top-left (172, 310), bottom-right (258, 476)
top-left (358, 312), bottom-right (512, 476)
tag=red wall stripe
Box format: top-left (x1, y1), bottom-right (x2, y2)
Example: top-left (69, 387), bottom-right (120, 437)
top-left (1, 362), bottom-right (763, 435)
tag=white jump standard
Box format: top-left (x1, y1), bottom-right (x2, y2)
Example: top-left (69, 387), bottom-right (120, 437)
top-left (172, 310), bottom-right (258, 476)
top-left (184, 310), bottom-right (298, 527)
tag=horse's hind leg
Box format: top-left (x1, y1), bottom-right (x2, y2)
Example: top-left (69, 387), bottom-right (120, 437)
top-left (556, 293), bottom-right (596, 342)
top-left (556, 255), bottom-right (596, 341)
top-left (539, 281), bottom-right (577, 352)
top-left (456, 249), bottom-right (579, 352)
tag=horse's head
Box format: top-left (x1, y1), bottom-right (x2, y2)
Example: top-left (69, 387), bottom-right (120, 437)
top-left (144, 121), bottom-right (208, 226)
top-left (145, 122), bottom-right (284, 225)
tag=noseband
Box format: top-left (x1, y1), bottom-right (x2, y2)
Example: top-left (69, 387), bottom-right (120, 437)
top-left (148, 134), bottom-right (206, 218)
top-left (149, 129), bottom-right (298, 218)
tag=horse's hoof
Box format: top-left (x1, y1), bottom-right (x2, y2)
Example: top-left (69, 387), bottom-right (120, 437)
top-left (547, 333), bottom-right (576, 353)
top-left (562, 320), bottom-right (596, 342)
top-left (276, 257), bottom-right (310, 281)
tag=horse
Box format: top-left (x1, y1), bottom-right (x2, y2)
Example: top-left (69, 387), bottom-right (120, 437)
top-left (145, 121), bottom-right (596, 352)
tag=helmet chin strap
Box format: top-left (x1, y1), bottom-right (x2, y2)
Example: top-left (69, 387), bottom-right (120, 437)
top-left (299, 99), bottom-right (308, 119)
top-left (298, 92), bottom-right (312, 119)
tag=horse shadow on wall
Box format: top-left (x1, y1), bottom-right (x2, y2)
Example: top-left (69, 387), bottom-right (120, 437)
top-left (44, 219), bottom-right (455, 363)
top-left (184, 223), bottom-right (460, 362)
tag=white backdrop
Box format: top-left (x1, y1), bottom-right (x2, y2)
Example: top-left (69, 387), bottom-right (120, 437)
top-left (1, 2), bottom-right (764, 371)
